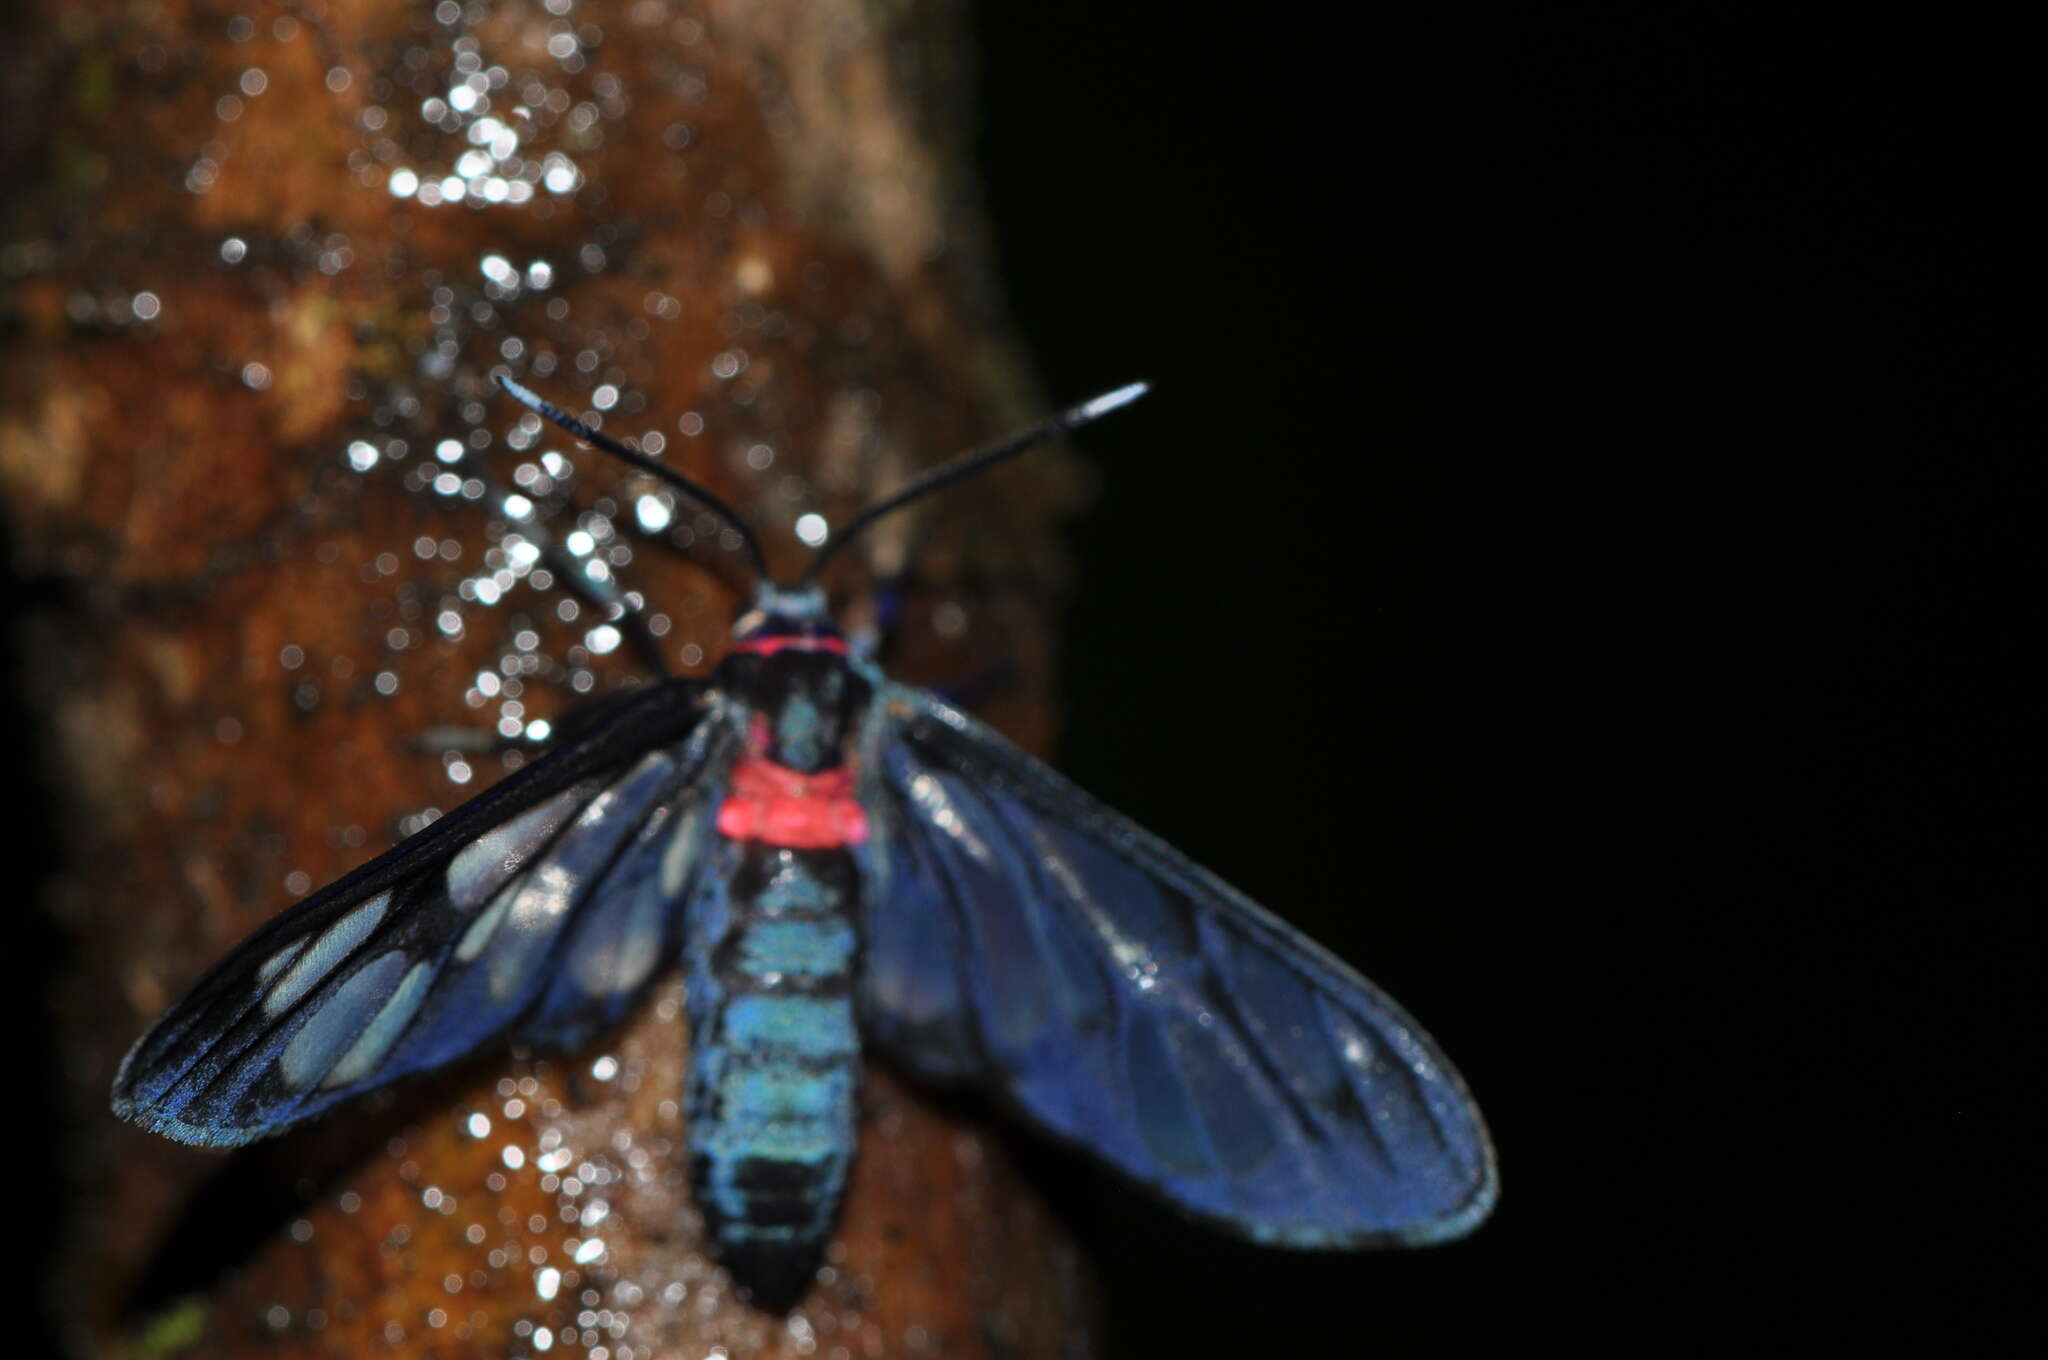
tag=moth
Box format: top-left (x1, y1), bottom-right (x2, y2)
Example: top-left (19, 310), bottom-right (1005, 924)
top-left (113, 375), bottom-right (1497, 1309)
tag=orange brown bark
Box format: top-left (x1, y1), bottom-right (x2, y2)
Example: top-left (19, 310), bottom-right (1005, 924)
top-left (2, 2), bottom-right (1092, 1355)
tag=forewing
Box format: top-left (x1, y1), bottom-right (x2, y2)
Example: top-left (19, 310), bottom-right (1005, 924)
top-left (856, 686), bottom-right (1496, 1247)
top-left (113, 681), bottom-right (738, 1147)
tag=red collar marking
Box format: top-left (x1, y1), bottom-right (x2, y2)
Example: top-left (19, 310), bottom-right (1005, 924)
top-left (732, 635), bottom-right (849, 657)
top-left (717, 756), bottom-right (869, 848)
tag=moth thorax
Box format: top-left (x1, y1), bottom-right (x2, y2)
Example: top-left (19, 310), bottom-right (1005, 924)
top-left (748, 658), bottom-right (868, 773)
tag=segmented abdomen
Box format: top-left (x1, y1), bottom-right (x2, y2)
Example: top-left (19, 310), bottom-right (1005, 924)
top-left (683, 839), bottom-right (861, 1307)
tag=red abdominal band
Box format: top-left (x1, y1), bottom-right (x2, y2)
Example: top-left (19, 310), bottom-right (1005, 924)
top-left (716, 757), bottom-right (870, 848)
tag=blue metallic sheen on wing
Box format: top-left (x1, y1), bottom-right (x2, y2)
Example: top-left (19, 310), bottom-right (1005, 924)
top-left (855, 685), bottom-right (1498, 1248)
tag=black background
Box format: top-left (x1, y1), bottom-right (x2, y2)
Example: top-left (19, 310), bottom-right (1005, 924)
top-left (976, 4), bottom-right (2036, 1354)
top-left (11, 5), bottom-right (2039, 1355)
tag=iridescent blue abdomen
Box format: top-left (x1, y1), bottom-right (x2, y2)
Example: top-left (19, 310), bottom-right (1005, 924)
top-left (683, 837), bottom-right (862, 1306)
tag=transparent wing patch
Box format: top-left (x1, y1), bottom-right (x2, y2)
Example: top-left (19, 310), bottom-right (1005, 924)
top-left (113, 684), bottom-right (736, 1147)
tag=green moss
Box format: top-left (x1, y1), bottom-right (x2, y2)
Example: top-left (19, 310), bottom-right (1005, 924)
top-left (132, 1296), bottom-right (208, 1356)
top-left (72, 49), bottom-right (114, 118)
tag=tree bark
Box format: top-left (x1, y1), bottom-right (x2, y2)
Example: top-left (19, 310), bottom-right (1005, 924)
top-left (3, 2), bottom-right (1092, 1354)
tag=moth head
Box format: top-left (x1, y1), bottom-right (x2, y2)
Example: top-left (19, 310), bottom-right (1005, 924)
top-left (729, 581), bottom-right (845, 656)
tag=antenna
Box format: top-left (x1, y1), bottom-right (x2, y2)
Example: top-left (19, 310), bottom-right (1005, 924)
top-left (494, 374), bottom-right (770, 581)
top-left (797, 381), bottom-right (1150, 584)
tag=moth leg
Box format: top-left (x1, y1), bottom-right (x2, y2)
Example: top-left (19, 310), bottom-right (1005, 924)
top-left (532, 684), bottom-right (677, 745)
top-left (847, 572), bottom-right (910, 663)
top-left (462, 456), bottom-right (673, 679)
top-left (594, 592), bottom-right (670, 679)
top-left (924, 658), bottom-right (1019, 712)
top-left (844, 568), bottom-right (1018, 709)
top-left (408, 724), bottom-right (526, 757)
top-left (409, 683), bottom-right (664, 757)
top-left (535, 536), bottom-right (670, 678)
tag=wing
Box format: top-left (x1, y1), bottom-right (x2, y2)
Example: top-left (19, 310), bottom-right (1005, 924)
top-left (854, 685), bottom-right (1496, 1247)
top-left (113, 680), bottom-right (741, 1147)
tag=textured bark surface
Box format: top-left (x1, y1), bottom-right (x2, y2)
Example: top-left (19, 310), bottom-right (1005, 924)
top-left (2, 2), bottom-right (1092, 1355)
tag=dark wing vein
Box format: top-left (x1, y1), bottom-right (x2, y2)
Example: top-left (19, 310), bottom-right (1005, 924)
top-left (855, 684), bottom-right (1496, 1246)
